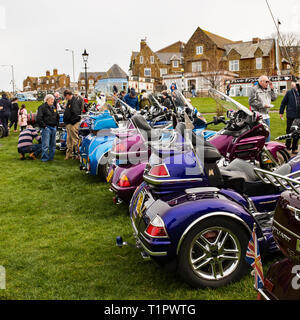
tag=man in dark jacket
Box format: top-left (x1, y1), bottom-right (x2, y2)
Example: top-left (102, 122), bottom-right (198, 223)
top-left (124, 88), bottom-right (139, 110)
top-left (279, 83), bottom-right (300, 154)
top-left (63, 90), bottom-right (82, 160)
top-left (36, 94), bottom-right (59, 162)
top-left (0, 93), bottom-right (12, 137)
top-left (9, 97), bottom-right (19, 132)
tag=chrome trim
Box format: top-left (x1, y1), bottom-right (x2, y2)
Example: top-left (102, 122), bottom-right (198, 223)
top-left (144, 215), bottom-right (169, 239)
top-left (131, 209), bottom-right (168, 257)
top-left (273, 219), bottom-right (300, 240)
top-left (176, 212), bottom-right (252, 255)
top-left (144, 174), bottom-right (203, 186)
top-left (185, 187), bottom-right (219, 194)
top-left (287, 205), bottom-right (300, 222)
top-left (257, 288), bottom-right (271, 301)
top-left (110, 150), bottom-right (148, 157)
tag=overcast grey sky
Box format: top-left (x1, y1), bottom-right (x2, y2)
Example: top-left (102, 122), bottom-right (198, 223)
top-left (0, 0), bottom-right (300, 91)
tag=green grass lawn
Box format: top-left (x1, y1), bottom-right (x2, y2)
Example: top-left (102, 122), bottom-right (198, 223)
top-left (0, 100), bottom-right (286, 300)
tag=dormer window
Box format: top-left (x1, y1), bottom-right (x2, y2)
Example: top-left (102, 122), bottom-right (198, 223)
top-left (172, 60), bottom-right (179, 68)
top-left (140, 56), bottom-right (144, 64)
top-left (196, 46), bottom-right (203, 55)
top-left (150, 56), bottom-right (155, 64)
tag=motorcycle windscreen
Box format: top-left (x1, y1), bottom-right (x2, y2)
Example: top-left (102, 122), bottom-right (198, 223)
top-left (208, 88), bottom-right (253, 116)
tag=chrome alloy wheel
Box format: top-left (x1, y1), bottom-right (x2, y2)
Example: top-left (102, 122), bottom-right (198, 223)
top-left (189, 227), bottom-right (241, 280)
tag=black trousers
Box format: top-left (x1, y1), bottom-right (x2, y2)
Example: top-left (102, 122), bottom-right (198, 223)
top-left (0, 116), bottom-right (8, 136)
top-left (286, 118), bottom-right (299, 151)
top-left (9, 120), bottom-right (18, 131)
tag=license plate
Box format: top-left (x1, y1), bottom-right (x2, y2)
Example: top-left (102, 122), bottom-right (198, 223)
top-left (106, 168), bottom-right (114, 183)
top-left (136, 192), bottom-right (145, 218)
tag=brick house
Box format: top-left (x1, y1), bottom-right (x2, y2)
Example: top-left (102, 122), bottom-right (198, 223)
top-left (77, 72), bottom-right (106, 95)
top-left (23, 69), bottom-right (70, 93)
top-left (224, 38), bottom-right (292, 95)
top-left (129, 39), bottom-right (185, 90)
top-left (163, 27), bottom-right (239, 94)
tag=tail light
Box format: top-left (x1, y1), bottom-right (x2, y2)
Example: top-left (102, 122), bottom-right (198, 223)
top-left (118, 175), bottom-right (131, 187)
top-left (80, 122), bottom-right (89, 128)
top-left (145, 215), bottom-right (168, 238)
top-left (113, 143), bottom-right (127, 153)
top-left (149, 164), bottom-right (169, 177)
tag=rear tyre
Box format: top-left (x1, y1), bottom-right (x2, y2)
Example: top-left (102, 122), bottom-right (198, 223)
top-left (0, 126), bottom-right (4, 138)
top-left (260, 149), bottom-right (290, 170)
top-left (98, 152), bottom-right (111, 181)
top-left (177, 217), bottom-right (250, 289)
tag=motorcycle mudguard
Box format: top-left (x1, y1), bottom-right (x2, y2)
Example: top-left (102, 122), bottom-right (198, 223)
top-left (89, 137), bottom-right (116, 176)
top-left (265, 142), bottom-right (288, 161)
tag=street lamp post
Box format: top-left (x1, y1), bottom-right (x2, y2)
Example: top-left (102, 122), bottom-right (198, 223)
top-left (82, 49), bottom-right (89, 98)
top-left (1, 64), bottom-right (15, 94)
top-left (65, 49), bottom-right (75, 83)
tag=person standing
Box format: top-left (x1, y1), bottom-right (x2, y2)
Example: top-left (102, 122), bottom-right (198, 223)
top-left (18, 104), bottom-right (28, 131)
top-left (279, 82), bottom-right (300, 154)
top-left (0, 93), bottom-right (12, 137)
top-left (124, 88), bottom-right (139, 110)
top-left (226, 83), bottom-right (231, 96)
top-left (170, 82), bottom-right (177, 92)
top-left (36, 94), bottom-right (59, 162)
top-left (63, 90), bottom-right (82, 160)
top-left (9, 97), bottom-right (19, 132)
top-left (249, 75), bottom-right (277, 142)
top-left (191, 83), bottom-right (196, 98)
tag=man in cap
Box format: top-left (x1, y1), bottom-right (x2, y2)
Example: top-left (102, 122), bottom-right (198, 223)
top-left (124, 88), bottom-right (139, 110)
top-left (63, 90), bottom-right (82, 160)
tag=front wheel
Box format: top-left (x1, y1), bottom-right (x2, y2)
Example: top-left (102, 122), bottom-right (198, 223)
top-left (177, 217), bottom-right (250, 289)
top-left (260, 149), bottom-right (290, 170)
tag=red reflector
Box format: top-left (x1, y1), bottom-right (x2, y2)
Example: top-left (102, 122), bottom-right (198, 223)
top-left (264, 279), bottom-right (274, 293)
top-left (146, 225), bottom-right (167, 237)
top-left (80, 122), bottom-right (89, 128)
top-left (149, 164), bottom-right (169, 177)
top-left (118, 175), bottom-right (131, 187)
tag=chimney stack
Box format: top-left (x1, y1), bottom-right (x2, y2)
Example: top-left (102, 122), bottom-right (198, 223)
top-left (53, 68), bottom-right (58, 76)
top-left (46, 70), bottom-right (50, 76)
top-left (140, 38), bottom-right (147, 51)
top-left (252, 38), bottom-right (261, 44)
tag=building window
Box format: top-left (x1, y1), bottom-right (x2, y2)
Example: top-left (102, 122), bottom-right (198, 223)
top-left (160, 68), bottom-right (168, 77)
top-left (196, 46), bottom-right (203, 55)
top-left (256, 57), bottom-right (262, 70)
top-left (46, 80), bottom-right (49, 84)
top-left (192, 61), bottom-right (202, 72)
top-left (229, 60), bottom-right (239, 72)
top-left (140, 56), bottom-right (144, 64)
top-left (144, 68), bottom-right (151, 77)
top-left (81, 80), bottom-right (85, 84)
top-left (89, 79), bottom-right (94, 84)
top-left (172, 60), bottom-right (179, 68)
top-left (150, 56), bottom-right (155, 64)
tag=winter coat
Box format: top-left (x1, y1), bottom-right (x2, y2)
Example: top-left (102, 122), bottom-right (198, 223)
top-left (280, 88), bottom-right (300, 119)
top-left (124, 94), bottom-right (139, 110)
top-left (63, 96), bottom-right (82, 125)
top-left (248, 84), bottom-right (277, 117)
top-left (0, 97), bottom-right (12, 118)
top-left (10, 103), bottom-right (19, 122)
top-left (18, 108), bottom-right (28, 127)
top-left (36, 103), bottom-right (59, 128)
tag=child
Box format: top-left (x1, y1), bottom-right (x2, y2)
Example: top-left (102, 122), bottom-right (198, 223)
top-left (18, 104), bottom-right (28, 131)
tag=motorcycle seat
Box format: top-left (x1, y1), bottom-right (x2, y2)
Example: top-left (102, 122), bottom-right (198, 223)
top-left (131, 115), bottom-right (160, 141)
top-left (220, 158), bottom-right (292, 196)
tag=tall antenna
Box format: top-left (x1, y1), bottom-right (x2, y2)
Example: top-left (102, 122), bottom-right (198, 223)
top-left (265, 0), bottom-right (294, 72)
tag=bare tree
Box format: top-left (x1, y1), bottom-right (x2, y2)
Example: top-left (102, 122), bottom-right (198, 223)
top-left (272, 32), bottom-right (300, 76)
